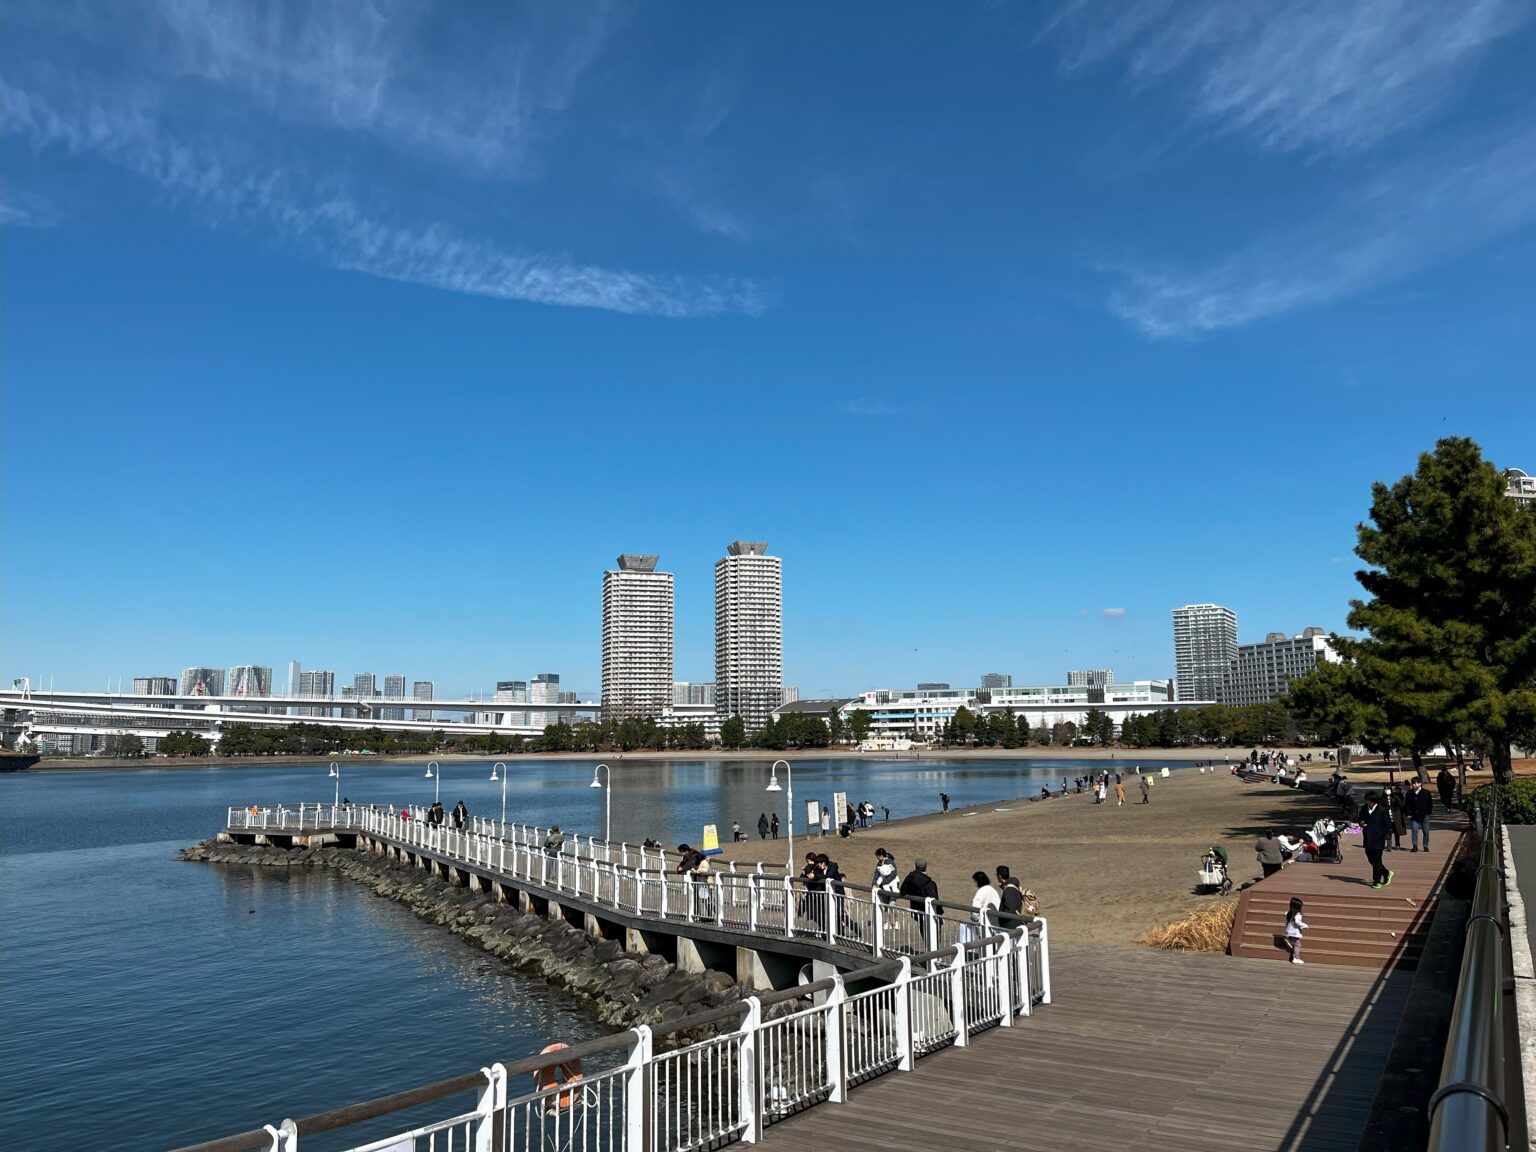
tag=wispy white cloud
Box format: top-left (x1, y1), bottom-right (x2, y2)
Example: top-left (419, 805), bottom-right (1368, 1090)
top-left (839, 398), bottom-right (910, 418)
top-left (1, 192), bottom-right (58, 228)
top-left (1043, 0), bottom-right (1532, 155)
top-left (1106, 123), bottom-right (1536, 338)
top-left (73, 0), bottom-right (619, 178)
top-left (1, 82), bottom-right (768, 318)
top-left (1100, 607), bottom-right (1126, 619)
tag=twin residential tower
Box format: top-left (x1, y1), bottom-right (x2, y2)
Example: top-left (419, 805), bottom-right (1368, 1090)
top-left (600, 541), bottom-right (783, 730)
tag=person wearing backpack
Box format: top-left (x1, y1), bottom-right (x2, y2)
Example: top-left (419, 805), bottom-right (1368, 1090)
top-left (996, 866), bottom-right (1026, 927)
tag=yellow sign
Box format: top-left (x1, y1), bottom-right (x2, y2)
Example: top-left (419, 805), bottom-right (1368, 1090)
top-left (701, 824), bottom-right (721, 855)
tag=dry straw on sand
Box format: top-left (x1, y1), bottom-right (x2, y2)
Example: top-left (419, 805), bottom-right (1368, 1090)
top-left (1133, 903), bottom-right (1237, 953)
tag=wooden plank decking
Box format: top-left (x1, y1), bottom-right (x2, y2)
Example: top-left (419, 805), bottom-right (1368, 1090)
top-left (1229, 811), bottom-right (1464, 968)
top-left (762, 943), bottom-right (1413, 1152)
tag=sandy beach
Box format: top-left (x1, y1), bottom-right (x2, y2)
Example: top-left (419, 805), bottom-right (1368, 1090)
top-left (708, 769), bottom-right (1367, 947)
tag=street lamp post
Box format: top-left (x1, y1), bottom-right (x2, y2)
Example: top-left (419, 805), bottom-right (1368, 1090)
top-left (425, 760), bottom-right (440, 805)
top-left (328, 761), bottom-right (340, 808)
top-left (590, 763), bottom-right (612, 842)
top-left (489, 761), bottom-right (508, 825)
top-left (764, 758), bottom-right (793, 874)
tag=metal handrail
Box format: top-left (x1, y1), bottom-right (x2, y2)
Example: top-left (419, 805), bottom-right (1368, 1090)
top-left (1427, 786), bottom-right (1508, 1151)
top-left (172, 919), bottom-right (1046, 1152)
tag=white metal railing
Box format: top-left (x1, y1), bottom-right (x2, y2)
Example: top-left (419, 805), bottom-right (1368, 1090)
top-left (224, 804), bottom-right (372, 832)
top-left (175, 922), bottom-right (1048, 1152)
top-left (351, 808), bottom-right (1032, 970)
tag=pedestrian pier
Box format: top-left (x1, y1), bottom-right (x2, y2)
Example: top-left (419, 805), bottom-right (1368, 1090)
top-left (181, 797), bottom-right (1515, 1152)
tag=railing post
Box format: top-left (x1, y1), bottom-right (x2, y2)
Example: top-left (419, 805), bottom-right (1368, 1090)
top-left (714, 873), bottom-right (725, 927)
top-left (893, 957), bottom-right (915, 1072)
top-left (660, 872), bottom-right (669, 919)
top-left (782, 876), bottom-right (793, 938)
top-left (747, 874), bottom-right (759, 933)
top-left (738, 997), bottom-right (763, 1143)
top-left (950, 943), bottom-right (969, 1046)
top-left (1037, 918), bottom-right (1052, 1004)
top-left (824, 973), bottom-right (848, 1103)
top-left (924, 898), bottom-right (939, 952)
top-left (873, 895), bottom-right (885, 958)
top-left (997, 932), bottom-right (1015, 1028)
top-left (1015, 927), bottom-right (1032, 1018)
top-left (625, 1025), bottom-right (652, 1152)
top-left (473, 1063), bottom-right (505, 1152)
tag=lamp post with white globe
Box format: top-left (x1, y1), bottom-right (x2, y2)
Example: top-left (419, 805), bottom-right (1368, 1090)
top-left (489, 761), bottom-right (508, 825)
top-left (590, 763), bottom-right (612, 842)
top-left (425, 760), bottom-right (440, 805)
top-left (764, 759), bottom-right (793, 874)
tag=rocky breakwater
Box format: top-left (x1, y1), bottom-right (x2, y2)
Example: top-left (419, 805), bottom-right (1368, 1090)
top-left (180, 840), bottom-right (747, 1037)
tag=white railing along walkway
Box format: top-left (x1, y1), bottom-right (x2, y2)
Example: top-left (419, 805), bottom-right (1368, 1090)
top-left (175, 923), bottom-right (1047, 1152)
top-left (354, 808), bottom-right (1046, 966)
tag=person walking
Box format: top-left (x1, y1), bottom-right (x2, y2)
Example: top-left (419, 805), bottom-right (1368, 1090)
top-left (1387, 785), bottom-right (1407, 851)
top-left (1284, 897), bottom-right (1308, 964)
top-left (1361, 793), bottom-right (1393, 888)
top-left (1254, 831), bottom-right (1285, 878)
top-left (1114, 778), bottom-right (1126, 806)
top-left (1436, 767), bottom-right (1456, 810)
top-left (452, 800), bottom-right (467, 831)
top-left (757, 812), bottom-right (770, 840)
top-left (770, 812), bottom-right (780, 840)
top-left (940, 792), bottom-right (951, 813)
top-left (731, 820), bottom-right (742, 843)
top-left (1139, 775), bottom-right (1151, 804)
top-left (1406, 778), bottom-right (1434, 852)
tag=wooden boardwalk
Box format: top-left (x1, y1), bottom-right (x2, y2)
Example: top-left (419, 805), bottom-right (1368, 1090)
top-left (1230, 810), bottom-right (1465, 968)
top-left (762, 942), bottom-right (1413, 1152)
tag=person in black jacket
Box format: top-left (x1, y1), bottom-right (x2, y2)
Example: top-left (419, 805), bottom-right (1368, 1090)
top-left (1436, 767), bottom-right (1456, 811)
top-left (1406, 778), bottom-right (1435, 851)
top-left (899, 858), bottom-right (941, 911)
top-left (1360, 794), bottom-right (1393, 888)
top-left (996, 865), bottom-right (1027, 927)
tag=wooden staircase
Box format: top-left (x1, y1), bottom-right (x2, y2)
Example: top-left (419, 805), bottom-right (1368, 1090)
top-left (1228, 816), bottom-right (1464, 970)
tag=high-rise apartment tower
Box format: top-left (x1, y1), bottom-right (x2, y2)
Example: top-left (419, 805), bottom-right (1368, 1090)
top-left (714, 541), bottom-right (783, 732)
top-left (601, 555), bottom-right (675, 720)
top-left (1171, 604), bottom-right (1238, 702)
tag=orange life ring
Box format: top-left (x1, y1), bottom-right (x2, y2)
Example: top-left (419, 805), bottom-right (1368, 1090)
top-left (534, 1043), bottom-right (584, 1111)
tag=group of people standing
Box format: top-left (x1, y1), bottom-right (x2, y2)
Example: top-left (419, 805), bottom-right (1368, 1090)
top-left (421, 800), bottom-right (468, 829)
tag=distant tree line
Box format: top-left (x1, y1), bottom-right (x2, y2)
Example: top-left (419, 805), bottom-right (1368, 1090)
top-left (933, 702), bottom-right (1301, 749)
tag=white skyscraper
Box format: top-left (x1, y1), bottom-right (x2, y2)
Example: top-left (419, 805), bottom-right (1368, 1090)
top-left (529, 673), bottom-right (560, 729)
top-left (227, 665), bottom-right (273, 697)
top-left (295, 669), bottom-right (334, 716)
top-left (715, 540), bottom-right (783, 732)
top-left (601, 554), bottom-right (675, 720)
top-left (412, 680), bottom-right (434, 722)
top-left (180, 667), bottom-right (224, 697)
top-left (381, 674), bottom-right (407, 721)
top-left (1171, 604), bottom-right (1238, 702)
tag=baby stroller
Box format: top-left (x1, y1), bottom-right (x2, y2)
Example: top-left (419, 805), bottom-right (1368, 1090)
top-left (1305, 818), bottom-right (1343, 864)
top-left (1198, 846), bottom-right (1232, 895)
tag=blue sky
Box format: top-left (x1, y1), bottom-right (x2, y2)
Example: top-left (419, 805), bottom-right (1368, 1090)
top-left (3, 1), bottom-right (1534, 700)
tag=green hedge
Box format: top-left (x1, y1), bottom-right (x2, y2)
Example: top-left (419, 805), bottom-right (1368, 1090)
top-left (1470, 779), bottom-right (1536, 824)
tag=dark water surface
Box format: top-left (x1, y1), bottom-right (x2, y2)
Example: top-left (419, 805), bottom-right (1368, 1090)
top-left (0, 754), bottom-right (1189, 1150)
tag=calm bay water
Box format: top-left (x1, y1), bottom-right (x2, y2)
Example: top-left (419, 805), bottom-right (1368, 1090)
top-left (0, 754), bottom-right (1189, 1150)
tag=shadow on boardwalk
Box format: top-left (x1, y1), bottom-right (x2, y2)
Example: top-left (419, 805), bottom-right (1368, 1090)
top-left (762, 943), bottom-right (1412, 1152)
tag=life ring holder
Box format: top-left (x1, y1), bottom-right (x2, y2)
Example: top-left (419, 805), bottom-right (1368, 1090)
top-left (534, 1043), bottom-right (585, 1112)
